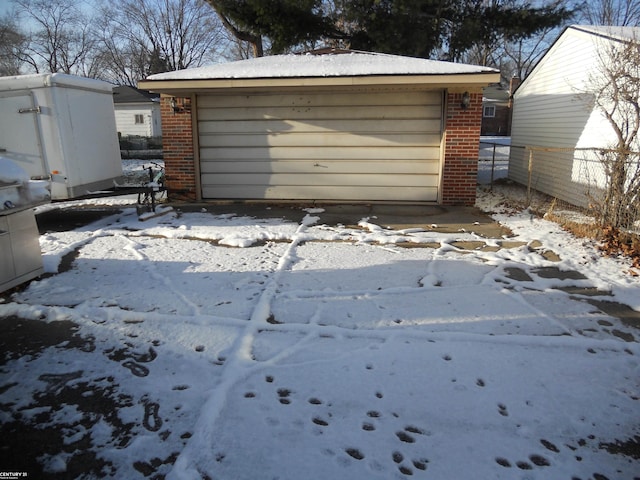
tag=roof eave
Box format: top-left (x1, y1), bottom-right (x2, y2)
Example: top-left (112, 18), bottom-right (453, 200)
top-left (138, 72), bottom-right (500, 94)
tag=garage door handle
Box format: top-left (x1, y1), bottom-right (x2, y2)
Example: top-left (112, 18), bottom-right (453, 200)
top-left (313, 163), bottom-right (328, 168)
top-left (18, 106), bottom-right (41, 114)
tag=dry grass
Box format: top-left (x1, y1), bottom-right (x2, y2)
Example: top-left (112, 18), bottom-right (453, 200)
top-left (484, 182), bottom-right (640, 271)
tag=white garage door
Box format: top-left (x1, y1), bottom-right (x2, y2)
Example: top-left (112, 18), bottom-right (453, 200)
top-left (197, 89), bottom-right (443, 202)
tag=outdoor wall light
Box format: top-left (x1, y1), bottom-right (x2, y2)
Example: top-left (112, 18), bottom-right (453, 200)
top-left (170, 97), bottom-right (179, 113)
top-left (461, 91), bottom-right (471, 110)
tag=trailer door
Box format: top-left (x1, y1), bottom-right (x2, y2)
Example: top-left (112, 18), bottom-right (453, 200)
top-left (0, 92), bottom-right (46, 179)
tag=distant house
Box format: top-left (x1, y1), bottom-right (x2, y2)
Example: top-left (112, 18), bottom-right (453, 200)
top-left (138, 51), bottom-right (499, 205)
top-left (508, 25), bottom-right (640, 207)
top-left (481, 84), bottom-right (510, 136)
top-left (112, 85), bottom-right (162, 138)
top-left (481, 77), bottom-right (519, 136)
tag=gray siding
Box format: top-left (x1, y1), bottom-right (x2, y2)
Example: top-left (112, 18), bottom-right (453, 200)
top-left (197, 90), bottom-right (443, 202)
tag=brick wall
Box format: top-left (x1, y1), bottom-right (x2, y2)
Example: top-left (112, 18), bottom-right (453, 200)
top-left (441, 91), bottom-right (483, 206)
top-left (160, 95), bottom-right (197, 201)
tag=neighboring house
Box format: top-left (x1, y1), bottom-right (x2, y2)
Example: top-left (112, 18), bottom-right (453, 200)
top-left (481, 84), bottom-right (510, 136)
top-left (481, 77), bottom-right (519, 136)
top-left (138, 51), bottom-right (499, 205)
top-left (112, 85), bottom-right (162, 138)
top-left (508, 25), bottom-right (640, 207)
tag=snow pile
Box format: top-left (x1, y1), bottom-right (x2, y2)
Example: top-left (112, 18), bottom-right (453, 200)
top-left (0, 156), bottom-right (50, 210)
top-left (0, 156), bottom-right (29, 184)
top-left (147, 52), bottom-right (498, 81)
top-left (0, 204), bottom-right (638, 479)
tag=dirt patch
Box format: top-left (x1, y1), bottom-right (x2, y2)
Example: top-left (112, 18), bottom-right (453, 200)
top-left (0, 316), bottom-right (136, 478)
top-left (531, 266), bottom-right (588, 281)
top-left (585, 299), bottom-right (640, 333)
top-left (36, 207), bottom-right (122, 234)
top-left (0, 316), bottom-right (95, 365)
top-left (600, 436), bottom-right (640, 460)
top-left (504, 267), bottom-right (533, 282)
top-left (0, 376), bottom-right (134, 478)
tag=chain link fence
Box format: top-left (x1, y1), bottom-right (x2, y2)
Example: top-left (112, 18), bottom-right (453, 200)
top-left (519, 146), bottom-right (640, 231)
top-left (478, 139), bottom-right (510, 188)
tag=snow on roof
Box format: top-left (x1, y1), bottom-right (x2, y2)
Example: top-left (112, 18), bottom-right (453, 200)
top-left (0, 72), bottom-right (114, 93)
top-left (146, 51), bottom-right (498, 81)
top-left (571, 24), bottom-right (640, 43)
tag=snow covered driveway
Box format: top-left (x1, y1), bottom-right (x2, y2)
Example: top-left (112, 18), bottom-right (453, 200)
top-left (1, 205), bottom-right (639, 479)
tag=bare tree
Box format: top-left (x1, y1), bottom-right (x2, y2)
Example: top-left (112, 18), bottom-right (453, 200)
top-left (96, 0), bottom-right (226, 85)
top-left (586, 31), bottom-right (640, 231)
top-left (220, 32), bottom-right (257, 61)
top-left (0, 14), bottom-right (27, 75)
top-left (457, 1), bottom-right (578, 84)
top-left (581, 0), bottom-right (640, 26)
top-left (499, 26), bottom-right (560, 81)
top-left (14, 0), bottom-right (99, 74)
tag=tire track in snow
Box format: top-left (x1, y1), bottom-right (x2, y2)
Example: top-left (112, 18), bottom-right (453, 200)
top-left (167, 214), bottom-right (320, 480)
top-left (120, 235), bottom-right (203, 316)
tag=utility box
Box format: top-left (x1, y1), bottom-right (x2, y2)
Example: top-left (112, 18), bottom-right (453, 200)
top-left (0, 73), bottom-right (123, 200)
top-left (0, 206), bottom-right (43, 294)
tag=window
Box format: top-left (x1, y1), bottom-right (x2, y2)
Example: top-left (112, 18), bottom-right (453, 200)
top-left (134, 114), bottom-right (144, 124)
top-left (483, 105), bottom-right (496, 118)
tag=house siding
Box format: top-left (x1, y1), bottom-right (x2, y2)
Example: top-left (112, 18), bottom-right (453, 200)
top-left (114, 103), bottom-right (162, 137)
top-left (509, 27), bottom-right (618, 207)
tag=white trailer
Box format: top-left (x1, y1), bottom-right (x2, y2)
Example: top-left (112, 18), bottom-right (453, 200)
top-left (0, 73), bottom-right (123, 200)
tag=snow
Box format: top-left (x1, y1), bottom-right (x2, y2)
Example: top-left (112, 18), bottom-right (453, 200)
top-left (478, 137), bottom-right (510, 185)
top-left (1, 189), bottom-right (639, 479)
top-left (0, 157), bottom-right (29, 184)
top-left (0, 157), bottom-right (50, 210)
top-left (0, 72), bottom-right (115, 93)
top-left (146, 52), bottom-right (498, 81)
top-left (572, 24), bottom-right (640, 42)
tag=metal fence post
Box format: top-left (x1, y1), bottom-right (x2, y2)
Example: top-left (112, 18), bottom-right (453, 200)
top-left (490, 143), bottom-right (497, 190)
top-left (527, 148), bottom-right (533, 207)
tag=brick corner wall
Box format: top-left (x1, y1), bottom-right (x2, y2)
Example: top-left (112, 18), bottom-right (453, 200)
top-left (160, 95), bottom-right (197, 202)
top-left (441, 91), bottom-right (483, 206)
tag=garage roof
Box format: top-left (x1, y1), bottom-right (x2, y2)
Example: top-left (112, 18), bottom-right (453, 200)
top-left (139, 51), bottom-right (499, 92)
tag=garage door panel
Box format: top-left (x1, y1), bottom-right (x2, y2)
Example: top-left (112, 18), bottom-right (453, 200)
top-left (200, 146), bottom-right (441, 161)
top-left (201, 159), bottom-right (441, 175)
top-left (198, 91), bottom-right (442, 109)
top-left (203, 172), bottom-right (436, 188)
top-left (202, 184), bottom-right (439, 202)
top-left (197, 90), bottom-right (443, 202)
top-left (199, 132), bottom-right (441, 148)
top-left (198, 118), bottom-right (442, 135)
top-left (197, 105), bottom-right (434, 122)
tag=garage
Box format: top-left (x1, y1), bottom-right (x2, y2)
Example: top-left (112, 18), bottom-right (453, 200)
top-left (139, 51), bottom-right (499, 205)
top-left (198, 89), bottom-right (443, 202)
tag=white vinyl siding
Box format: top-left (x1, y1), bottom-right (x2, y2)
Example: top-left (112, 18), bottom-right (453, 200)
top-left (114, 103), bottom-right (162, 137)
top-left (509, 27), bottom-right (617, 207)
top-left (197, 89), bottom-right (443, 202)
